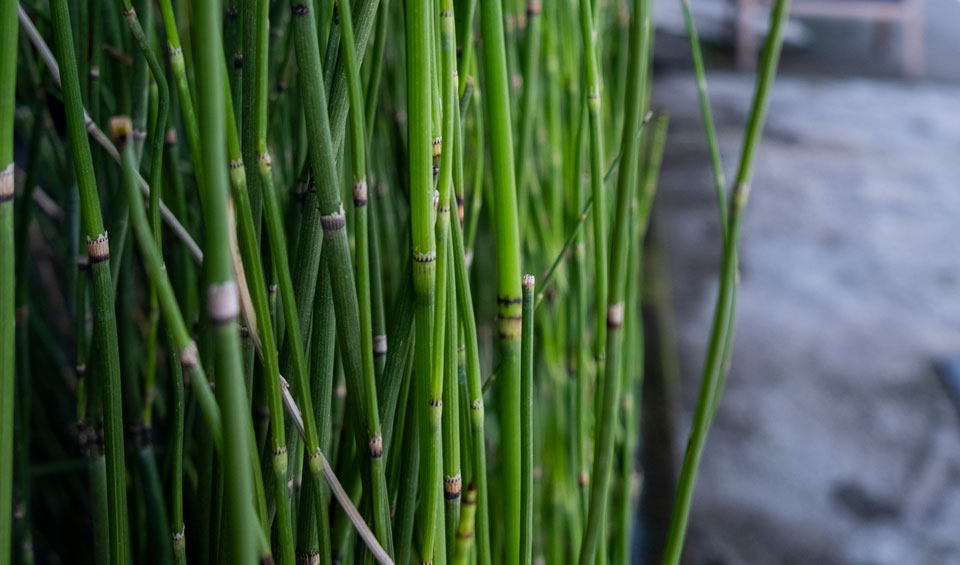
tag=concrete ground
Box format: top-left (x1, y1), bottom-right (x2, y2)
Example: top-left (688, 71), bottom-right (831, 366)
top-left (651, 9), bottom-right (960, 562)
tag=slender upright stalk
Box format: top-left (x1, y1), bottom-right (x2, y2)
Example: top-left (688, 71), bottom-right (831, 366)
top-left (116, 0), bottom-right (169, 250)
top-left (50, 0), bottom-right (130, 561)
top-left (157, 0), bottom-right (206, 206)
top-left (13, 105), bottom-right (42, 565)
top-left (479, 0), bottom-right (524, 559)
top-left (112, 114), bottom-right (227, 558)
top-left (678, 0), bottom-right (739, 422)
top-left (578, 0), bottom-right (608, 369)
top-left (336, 0), bottom-right (393, 549)
top-left (242, 0), bottom-right (264, 234)
top-left (363, 0), bottom-right (390, 144)
top-left (579, 0), bottom-right (649, 561)
top-left (514, 0), bottom-right (541, 234)
top-left (406, 0), bottom-right (442, 559)
top-left (452, 483), bottom-right (477, 564)
top-left (222, 35), bottom-right (297, 562)
top-left (519, 274), bottom-right (535, 565)
top-left (442, 254), bottom-right (462, 559)
top-left (0, 0), bottom-right (17, 557)
top-left (427, 0), bottom-right (462, 558)
top-left (297, 256), bottom-right (336, 565)
top-left (679, 0), bottom-right (727, 228)
top-left (614, 111), bottom-right (667, 565)
top-left (663, 2), bottom-right (791, 563)
top-left (191, 0), bottom-right (260, 561)
top-left (450, 92), bottom-right (491, 565)
top-left (289, 1), bottom-right (391, 562)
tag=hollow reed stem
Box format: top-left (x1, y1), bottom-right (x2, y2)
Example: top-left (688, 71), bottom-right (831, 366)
top-left (520, 274), bottom-right (535, 565)
top-left (479, 0), bottom-right (525, 558)
top-left (406, 0), bottom-right (442, 558)
top-left (663, 2), bottom-right (791, 563)
top-left (0, 0), bottom-right (16, 557)
top-left (336, 0), bottom-right (394, 550)
top-left (191, 0), bottom-right (260, 560)
top-left (50, 0), bottom-right (130, 560)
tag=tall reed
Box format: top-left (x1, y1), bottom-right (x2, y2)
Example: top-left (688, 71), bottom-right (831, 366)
top-left (0, 0), bottom-right (17, 558)
top-left (191, 0), bottom-right (260, 561)
top-left (663, 1), bottom-right (791, 562)
top-left (406, 0), bottom-right (442, 560)
top-left (479, 0), bottom-right (525, 559)
top-left (50, 0), bottom-right (130, 560)
top-left (2, 0), bottom-right (792, 561)
top-left (578, 0), bottom-right (650, 561)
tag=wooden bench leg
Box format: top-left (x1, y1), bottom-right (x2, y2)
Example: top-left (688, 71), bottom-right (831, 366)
top-left (737, 0), bottom-right (758, 72)
top-left (903, 0), bottom-right (924, 77)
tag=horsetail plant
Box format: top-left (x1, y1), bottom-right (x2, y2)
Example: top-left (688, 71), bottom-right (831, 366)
top-left (50, 0), bottom-right (130, 561)
top-left (191, 0), bottom-right (261, 561)
top-left (335, 0), bottom-right (394, 549)
top-left (221, 37), bottom-right (298, 564)
top-left (479, 0), bottom-right (525, 559)
top-left (406, 0), bottom-right (444, 560)
top-left (0, 0), bottom-right (16, 558)
top-left (579, 0), bottom-right (651, 561)
top-left (1, 0), bottom-right (793, 561)
top-left (664, 0), bottom-right (792, 562)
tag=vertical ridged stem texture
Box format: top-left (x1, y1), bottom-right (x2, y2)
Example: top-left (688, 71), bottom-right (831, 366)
top-left (442, 251), bottom-right (462, 560)
top-left (220, 17), bottom-right (298, 559)
top-left (514, 0), bottom-right (541, 235)
top-left (116, 0), bottom-right (169, 256)
top-left (519, 275), bottom-right (535, 565)
top-left (191, 0), bottom-right (259, 560)
top-left (0, 0), bottom-right (17, 557)
top-left (157, 0), bottom-right (206, 207)
top-left (290, 1), bottom-right (390, 561)
top-left (579, 0), bottom-right (608, 367)
top-left (479, 0), bottom-right (524, 559)
top-left (663, 1), bottom-right (791, 563)
top-left (336, 0), bottom-right (393, 550)
top-left (450, 116), bottom-right (492, 565)
top-left (579, 0), bottom-right (648, 561)
top-left (113, 115), bottom-right (228, 560)
top-left (50, 0), bottom-right (130, 561)
top-left (406, 0), bottom-right (441, 559)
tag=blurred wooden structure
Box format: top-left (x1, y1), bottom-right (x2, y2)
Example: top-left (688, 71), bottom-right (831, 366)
top-left (737, 0), bottom-right (924, 76)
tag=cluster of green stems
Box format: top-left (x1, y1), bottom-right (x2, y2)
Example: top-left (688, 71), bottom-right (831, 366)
top-left (0, 0), bottom-right (792, 562)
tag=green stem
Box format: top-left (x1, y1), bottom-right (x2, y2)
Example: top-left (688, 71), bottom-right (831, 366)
top-left (663, 2), bottom-right (791, 562)
top-left (679, 0), bottom-right (727, 230)
top-left (289, 1), bottom-right (390, 561)
top-left (519, 275), bottom-right (535, 565)
top-left (579, 0), bottom-right (649, 561)
top-left (0, 0), bottom-right (17, 556)
top-left (221, 26), bottom-right (297, 561)
top-left (443, 252), bottom-right (462, 560)
top-left (513, 0), bottom-right (542, 237)
top-left (336, 0), bottom-right (393, 550)
top-left (450, 129), bottom-right (491, 565)
top-left (191, 0), bottom-right (261, 560)
top-left (479, 0), bottom-right (524, 558)
top-left (578, 0), bottom-right (608, 368)
top-left (50, 0), bottom-right (129, 560)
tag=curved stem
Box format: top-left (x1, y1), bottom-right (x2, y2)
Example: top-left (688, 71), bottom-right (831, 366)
top-left (663, 1), bottom-right (791, 562)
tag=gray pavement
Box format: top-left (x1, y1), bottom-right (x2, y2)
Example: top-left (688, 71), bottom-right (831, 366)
top-left (653, 70), bottom-right (960, 564)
